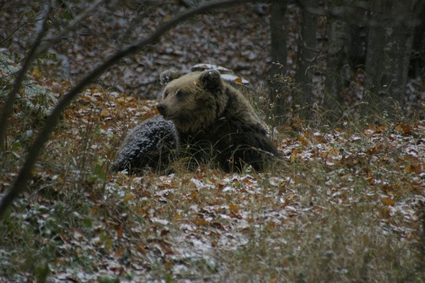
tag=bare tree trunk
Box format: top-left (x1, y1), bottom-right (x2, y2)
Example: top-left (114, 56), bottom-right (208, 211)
top-left (268, 0), bottom-right (288, 124)
top-left (296, 0), bottom-right (318, 121)
top-left (346, 25), bottom-right (366, 69)
top-left (365, 0), bottom-right (416, 114)
top-left (323, 14), bottom-right (349, 121)
top-left (411, 6), bottom-right (425, 79)
top-left (409, 4), bottom-right (425, 115)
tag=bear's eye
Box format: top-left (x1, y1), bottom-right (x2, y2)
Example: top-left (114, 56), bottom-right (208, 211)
top-left (175, 89), bottom-right (185, 97)
top-left (163, 90), bottom-right (169, 98)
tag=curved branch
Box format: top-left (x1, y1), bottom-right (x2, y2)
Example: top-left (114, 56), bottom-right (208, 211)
top-left (0, 5), bottom-right (51, 150)
top-left (0, 0), bottom-right (107, 150)
top-left (0, 0), bottom-right (276, 218)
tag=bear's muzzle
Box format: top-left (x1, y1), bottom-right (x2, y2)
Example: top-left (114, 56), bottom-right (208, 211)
top-left (157, 104), bottom-right (166, 116)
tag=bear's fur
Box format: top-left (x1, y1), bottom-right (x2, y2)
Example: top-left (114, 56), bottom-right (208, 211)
top-left (157, 69), bottom-right (279, 172)
top-left (111, 116), bottom-right (178, 174)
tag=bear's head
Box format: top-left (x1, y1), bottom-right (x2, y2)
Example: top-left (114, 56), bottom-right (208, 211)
top-left (157, 69), bottom-right (228, 133)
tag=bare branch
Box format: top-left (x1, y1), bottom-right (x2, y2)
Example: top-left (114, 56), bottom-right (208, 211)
top-left (0, 0), bottom-right (277, 218)
top-left (0, 4), bottom-right (51, 150)
top-left (0, 0), bottom-right (107, 150)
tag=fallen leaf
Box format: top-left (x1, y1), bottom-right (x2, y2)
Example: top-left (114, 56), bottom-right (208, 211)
top-left (229, 203), bottom-right (239, 214)
top-left (381, 198), bottom-right (395, 206)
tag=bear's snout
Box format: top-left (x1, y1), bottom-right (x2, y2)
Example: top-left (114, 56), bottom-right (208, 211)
top-left (157, 104), bottom-right (166, 115)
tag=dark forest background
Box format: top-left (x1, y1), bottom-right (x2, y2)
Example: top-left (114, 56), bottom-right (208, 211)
top-left (2, 0), bottom-right (424, 124)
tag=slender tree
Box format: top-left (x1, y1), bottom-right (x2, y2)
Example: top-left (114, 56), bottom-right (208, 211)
top-left (323, 14), bottom-right (349, 120)
top-left (365, 0), bottom-right (417, 114)
top-left (296, 0), bottom-right (319, 120)
top-left (268, 0), bottom-right (288, 124)
top-left (412, 5), bottom-right (425, 79)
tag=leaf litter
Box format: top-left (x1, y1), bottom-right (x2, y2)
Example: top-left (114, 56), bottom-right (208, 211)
top-left (2, 74), bottom-right (425, 281)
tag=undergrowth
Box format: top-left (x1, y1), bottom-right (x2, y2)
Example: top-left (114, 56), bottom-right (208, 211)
top-left (1, 68), bottom-right (424, 282)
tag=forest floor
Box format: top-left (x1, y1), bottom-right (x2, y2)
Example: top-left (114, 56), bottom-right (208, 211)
top-left (1, 1), bottom-right (425, 282)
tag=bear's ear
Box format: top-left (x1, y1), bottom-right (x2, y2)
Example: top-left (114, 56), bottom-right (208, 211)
top-left (160, 69), bottom-right (181, 86)
top-left (200, 69), bottom-right (223, 90)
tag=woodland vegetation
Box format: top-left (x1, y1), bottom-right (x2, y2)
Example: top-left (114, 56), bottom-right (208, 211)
top-left (0, 0), bottom-right (424, 282)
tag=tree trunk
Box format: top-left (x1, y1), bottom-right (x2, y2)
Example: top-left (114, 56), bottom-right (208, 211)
top-left (323, 12), bottom-right (349, 121)
top-left (365, 0), bottom-right (416, 114)
top-left (295, 0), bottom-right (318, 121)
top-left (268, 0), bottom-right (288, 124)
top-left (411, 4), bottom-right (425, 79)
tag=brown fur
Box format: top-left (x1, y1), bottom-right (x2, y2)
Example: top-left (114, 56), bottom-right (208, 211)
top-left (157, 69), bottom-right (279, 171)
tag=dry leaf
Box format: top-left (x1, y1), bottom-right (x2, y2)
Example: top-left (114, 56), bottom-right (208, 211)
top-left (381, 198), bottom-right (395, 206)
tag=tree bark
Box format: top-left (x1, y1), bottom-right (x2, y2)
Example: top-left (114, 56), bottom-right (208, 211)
top-left (365, 0), bottom-right (416, 113)
top-left (268, 0), bottom-right (288, 124)
top-left (296, 0), bottom-right (318, 120)
top-left (411, 4), bottom-right (425, 79)
top-left (323, 15), bottom-right (349, 120)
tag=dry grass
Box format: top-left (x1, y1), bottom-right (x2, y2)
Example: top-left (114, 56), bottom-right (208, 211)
top-left (1, 71), bottom-right (424, 282)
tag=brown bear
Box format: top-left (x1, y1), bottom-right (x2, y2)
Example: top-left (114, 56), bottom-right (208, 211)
top-left (157, 69), bottom-right (279, 172)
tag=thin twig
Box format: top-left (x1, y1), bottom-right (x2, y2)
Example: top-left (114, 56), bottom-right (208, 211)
top-left (35, 0), bottom-right (106, 58)
top-left (0, 0), bottom-right (106, 150)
